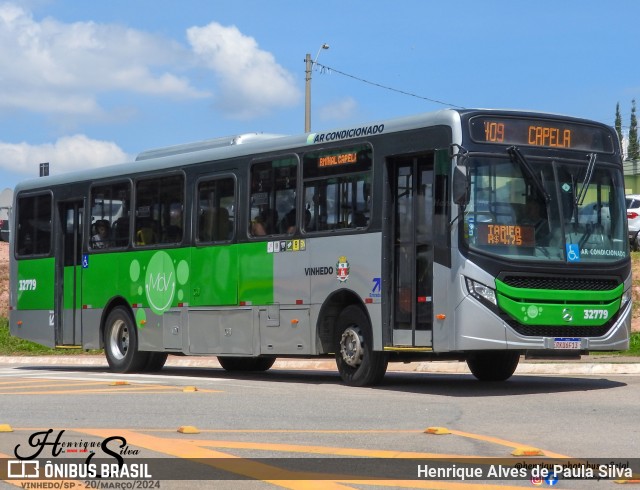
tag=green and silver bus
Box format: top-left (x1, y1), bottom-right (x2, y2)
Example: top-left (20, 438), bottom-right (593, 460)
top-left (9, 109), bottom-right (631, 385)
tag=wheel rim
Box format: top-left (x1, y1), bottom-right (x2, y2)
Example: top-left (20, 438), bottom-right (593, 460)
top-left (108, 319), bottom-right (129, 361)
top-left (340, 326), bottom-right (364, 368)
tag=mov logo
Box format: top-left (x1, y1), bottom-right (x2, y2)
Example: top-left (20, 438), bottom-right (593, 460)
top-left (129, 251), bottom-right (190, 316)
top-left (145, 251), bottom-right (177, 315)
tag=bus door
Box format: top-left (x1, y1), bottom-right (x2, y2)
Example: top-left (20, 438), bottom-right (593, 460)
top-left (56, 200), bottom-right (84, 346)
top-left (388, 154), bottom-right (434, 347)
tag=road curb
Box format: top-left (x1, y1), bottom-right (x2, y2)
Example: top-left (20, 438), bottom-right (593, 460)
top-left (0, 355), bottom-right (638, 375)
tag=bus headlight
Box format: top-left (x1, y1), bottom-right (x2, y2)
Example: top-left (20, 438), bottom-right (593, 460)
top-left (621, 288), bottom-right (632, 309)
top-left (465, 277), bottom-right (497, 306)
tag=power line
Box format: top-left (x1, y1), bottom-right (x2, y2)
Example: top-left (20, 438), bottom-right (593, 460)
top-left (313, 61), bottom-right (465, 110)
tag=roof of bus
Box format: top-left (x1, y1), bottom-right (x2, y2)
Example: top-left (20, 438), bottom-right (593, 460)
top-left (12, 108), bottom-right (611, 193)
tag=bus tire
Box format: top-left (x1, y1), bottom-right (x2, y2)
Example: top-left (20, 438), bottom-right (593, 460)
top-left (104, 306), bottom-right (149, 373)
top-left (217, 356), bottom-right (276, 372)
top-left (334, 305), bottom-right (388, 386)
top-left (466, 351), bottom-right (520, 381)
top-left (144, 352), bottom-right (168, 372)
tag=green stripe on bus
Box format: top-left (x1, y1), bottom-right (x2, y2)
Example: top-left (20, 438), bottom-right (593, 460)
top-left (17, 258), bottom-right (55, 310)
top-left (495, 279), bottom-right (623, 302)
top-left (498, 294), bottom-right (620, 326)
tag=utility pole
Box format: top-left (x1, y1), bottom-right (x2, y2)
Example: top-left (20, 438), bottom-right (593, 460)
top-left (304, 44), bottom-right (329, 133)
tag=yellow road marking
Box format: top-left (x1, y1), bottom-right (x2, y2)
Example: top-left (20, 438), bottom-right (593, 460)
top-left (1, 427), bottom-right (580, 489)
top-left (0, 379), bottom-right (113, 388)
top-left (446, 429), bottom-right (571, 459)
top-left (0, 378), bottom-right (86, 386)
top-left (0, 378), bottom-right (220, 395)
top-left (75, 428), bottom-right (355, 490)
top-left (188, 438), bottom-right (468, 459)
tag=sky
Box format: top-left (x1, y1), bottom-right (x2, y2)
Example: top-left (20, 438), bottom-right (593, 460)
top-left (0, 0), bottom-right (639, 192)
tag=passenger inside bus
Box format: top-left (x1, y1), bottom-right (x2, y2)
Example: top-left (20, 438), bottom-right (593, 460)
top-left (136, 219), bottom-right (158, 245)
top-left (281, 208), bottom-right (296, 234)
top-left (91, 220), bottom-right (110, 249)
top-left (251, 209), bottom-right (278, 236)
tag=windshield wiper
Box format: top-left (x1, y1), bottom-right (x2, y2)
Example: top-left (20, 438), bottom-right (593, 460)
top-left (507, 146), bottom-right (550, 203)
top-left (575, 153), bottom-right (597, 206)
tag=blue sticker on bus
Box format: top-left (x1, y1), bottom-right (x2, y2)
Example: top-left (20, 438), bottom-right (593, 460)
top-left (566, 244), bottom-right (580, 262)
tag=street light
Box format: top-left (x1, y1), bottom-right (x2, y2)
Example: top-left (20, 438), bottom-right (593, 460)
top-left (305, 43), bottom-right (329, 133)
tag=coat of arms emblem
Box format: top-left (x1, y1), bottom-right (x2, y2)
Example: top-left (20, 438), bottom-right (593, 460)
top-left (336, 256), bottom-right (349, 282)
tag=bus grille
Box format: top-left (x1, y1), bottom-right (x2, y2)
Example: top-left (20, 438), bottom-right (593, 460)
top-left (498, 274), bottom-right (622, 338)
top-left (507, 323), bottom-right (612, 337)
top-left (501, 276), bottom-right (618, 291)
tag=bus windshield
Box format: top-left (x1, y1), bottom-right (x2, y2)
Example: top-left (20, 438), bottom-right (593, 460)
top-left (463, 153), bottom-right (627, 263)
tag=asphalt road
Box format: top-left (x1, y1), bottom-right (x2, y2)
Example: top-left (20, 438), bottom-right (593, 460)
top-left (0, 357), bottom-right (639, 489)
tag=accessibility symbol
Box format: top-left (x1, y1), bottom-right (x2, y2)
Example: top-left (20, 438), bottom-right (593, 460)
top-left (566, 243), bottom-right (580, 263)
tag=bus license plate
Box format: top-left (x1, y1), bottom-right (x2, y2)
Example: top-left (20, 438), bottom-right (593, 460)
top-left (554, 337), bottom-right (581, 349)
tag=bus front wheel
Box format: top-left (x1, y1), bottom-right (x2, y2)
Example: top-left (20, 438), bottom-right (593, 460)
top-left (334, 305), bottom-right (388, 386)
top-left (466, 351), bottom-right (520, 381)
top-left (104, 306), bottom-right (150, 373)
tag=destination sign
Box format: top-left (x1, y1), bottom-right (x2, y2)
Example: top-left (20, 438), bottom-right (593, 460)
top-left (469, 116), bottom-right (614, 153)
top-left (476, 223), bottom-right (535, 247)
top-left (318, 152), bottom-right (358, 168)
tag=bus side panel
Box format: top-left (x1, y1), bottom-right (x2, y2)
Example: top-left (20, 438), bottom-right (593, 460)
top-left (238, 242), bottom-right (274, 305)
top-left (307, 234), bottom-right (383, 350)
top-left (267, 239), bottom-right (312, 354)
top-left (10, 257), bottom-right (56, 347)
top-left (82, 248), bottom-right (193, 351)
top-left (190, 244), bottom-right (238, 306)
top-left (188, 308), bottom-right (255, 354)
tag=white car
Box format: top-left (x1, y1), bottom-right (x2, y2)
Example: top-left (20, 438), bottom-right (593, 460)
top-left (626, 194), bottom-right (640, 250)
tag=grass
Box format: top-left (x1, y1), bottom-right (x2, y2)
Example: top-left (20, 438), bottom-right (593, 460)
top-left (0, 316), bottom-right (638, 357)
top-left (0, 316), bottom-right (101, 356)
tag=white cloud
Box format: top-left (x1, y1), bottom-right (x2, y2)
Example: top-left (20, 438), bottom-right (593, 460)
top-left (187, 22), bottom-right (301, 119)
top-left (0, 3), bottom-right (208, 116)
top-left (318, 97), bottom-right (358, 122)
top-left (0, 135), bottom-right (131, 175)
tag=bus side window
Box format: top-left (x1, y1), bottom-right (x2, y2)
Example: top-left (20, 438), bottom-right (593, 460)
top-left (134, 174), bottom-right (184, 247)
top-left (90, 181), bottom-right (130, 249)
top-left (197, 176), bottom-right (235, 243)
top-left (16, 194), bottom-right (52, 256)
top-left (302, 146), bottom-right (372, 234)
top-left (249, 156), bottom-right (297, 238)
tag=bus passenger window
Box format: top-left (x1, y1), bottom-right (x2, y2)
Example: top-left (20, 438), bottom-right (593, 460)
top-left (134, 174), bottom-right (184, 246)
top-left (16, 194), bottom-right (52, 256)
top-left (197, 176), bottom-right (235, 243)
top-left (249, 156), bottom-right (297, 238)
top-left (302, 145), bottom-right (372, 233)
top-left (90, 182), bottom-right (130, 249)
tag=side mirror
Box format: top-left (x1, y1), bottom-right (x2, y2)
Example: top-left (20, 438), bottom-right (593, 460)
top-left (453, 165), bottom-right (469, 206)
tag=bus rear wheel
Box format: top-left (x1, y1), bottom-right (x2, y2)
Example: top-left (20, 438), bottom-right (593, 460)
top-left (144, 352), bottom-right (168, 372)
top-left (466, 351), bottom-right (520, 381)
top-left (334, 305), bottom-right (388, 386)
top-left (217, 357), bottom-right (276, 372)
top-left (104, 306), bottom-right (149, 373)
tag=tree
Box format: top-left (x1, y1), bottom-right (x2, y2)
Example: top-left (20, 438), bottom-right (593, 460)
top-left (615, 102), bottom-right (623, 154)
top-left (629, 99), bottom-right (639, 161)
